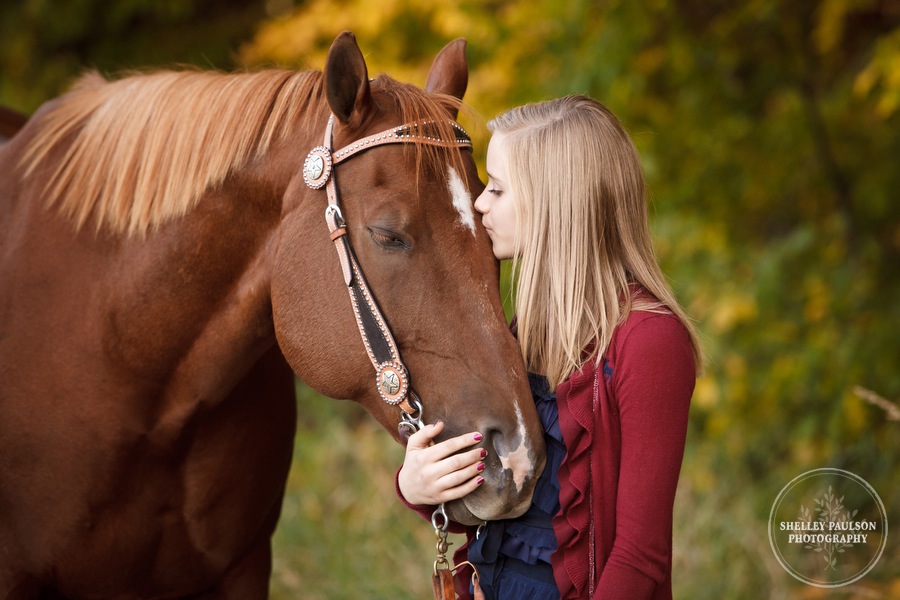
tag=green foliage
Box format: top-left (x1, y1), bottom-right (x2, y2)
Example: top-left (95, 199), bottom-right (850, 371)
top-left (0, 0), bottom-right (269, 112)
top-left (4, 0), bottom-right (898, 595)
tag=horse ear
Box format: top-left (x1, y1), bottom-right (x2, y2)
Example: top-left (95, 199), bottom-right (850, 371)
top-left (425, 38), bottom-right (469, 118)
top-left (325, 31), bottom-right (373, 124)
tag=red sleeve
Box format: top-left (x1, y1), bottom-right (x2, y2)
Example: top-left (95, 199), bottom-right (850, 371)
top-left (597, 314), bottom-right (695, 597)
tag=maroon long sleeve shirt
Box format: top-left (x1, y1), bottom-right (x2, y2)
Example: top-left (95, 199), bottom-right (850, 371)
top-left (553, 309), bottom-right (695, 599)
top-left (398, 307), bottom-right (695, 599)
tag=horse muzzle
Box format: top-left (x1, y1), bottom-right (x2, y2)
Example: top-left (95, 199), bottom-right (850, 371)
top-left (445, 425), bottom-right (546, 526)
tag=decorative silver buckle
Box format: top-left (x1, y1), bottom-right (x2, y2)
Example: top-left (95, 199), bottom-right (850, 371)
top-left (375, 360), bottom-right (409, 405)
top-left (303, 146), bottom-right (333, 189)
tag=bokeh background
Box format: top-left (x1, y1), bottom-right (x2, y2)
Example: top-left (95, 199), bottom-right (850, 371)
top-left (2, 1), bottom-right (897, 598)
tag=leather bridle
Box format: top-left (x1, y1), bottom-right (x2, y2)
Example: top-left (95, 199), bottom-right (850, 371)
top-left (302, 114), bottom-right (473, 438)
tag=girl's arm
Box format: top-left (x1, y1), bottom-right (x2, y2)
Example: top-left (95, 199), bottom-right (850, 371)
top-left (598, 314), bottom-right (695, 597)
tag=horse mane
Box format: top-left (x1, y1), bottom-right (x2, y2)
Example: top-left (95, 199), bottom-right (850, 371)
top-left (21, 67), bottom-right (467, 236)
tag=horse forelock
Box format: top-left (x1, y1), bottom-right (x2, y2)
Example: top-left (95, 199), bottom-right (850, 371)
top-left (369, 75), bottom-right (472, 193)
top-left (18, 69), bottom-right (474, 238)
top-left (19, 68), bottom-right (325, 236)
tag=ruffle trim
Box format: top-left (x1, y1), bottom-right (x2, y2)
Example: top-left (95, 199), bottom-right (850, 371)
top-left (532, 381), bottom-right (564, 518)
top-left (504, 522), bottom-right (557, 562)
top-left (553, 364), bottom-right (597, 599)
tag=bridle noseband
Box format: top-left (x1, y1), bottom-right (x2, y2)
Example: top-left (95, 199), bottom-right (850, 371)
top-left (303, 114), bottom-right (472, 438)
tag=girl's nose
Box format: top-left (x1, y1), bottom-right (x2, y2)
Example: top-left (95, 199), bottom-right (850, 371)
top-left (474, 190), bottom-right (489, 215)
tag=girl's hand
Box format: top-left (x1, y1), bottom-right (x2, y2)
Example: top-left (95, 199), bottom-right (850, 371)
top-left (398, 420), bottom-right (486, 506)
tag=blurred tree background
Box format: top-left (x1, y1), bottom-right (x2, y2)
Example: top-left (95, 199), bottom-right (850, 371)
top-left (2, 0), bottom-right (897, 598)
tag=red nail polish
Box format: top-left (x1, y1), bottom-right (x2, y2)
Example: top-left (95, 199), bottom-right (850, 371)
top-left (480, 448), bottom-right (487, 458)
top-left (476, 476), bottom-right (485, 485)
top-left (477, 462), bottom-right (485, 471)
top-left (473, 433), bottom-right (483, 442)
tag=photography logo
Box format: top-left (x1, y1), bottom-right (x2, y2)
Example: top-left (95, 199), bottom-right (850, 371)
top-left (768, 468), bottom-right (888, 587)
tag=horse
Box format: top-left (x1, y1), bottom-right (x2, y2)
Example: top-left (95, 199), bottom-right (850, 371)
top-left (0, 32), bottom-right (545, 598)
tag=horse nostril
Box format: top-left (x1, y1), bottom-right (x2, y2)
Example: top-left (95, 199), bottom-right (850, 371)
top-left (483, 425), bottom-right (513, 455)
top-left (482, 427), bottom-right (516, 466)
top-left (480, 429), bottom-right (502, 468)
top-left (483, 424), bottom-right (539, 486)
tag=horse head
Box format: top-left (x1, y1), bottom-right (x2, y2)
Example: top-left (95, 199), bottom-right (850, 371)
top-left (271, 33), bottom-right (545, 525)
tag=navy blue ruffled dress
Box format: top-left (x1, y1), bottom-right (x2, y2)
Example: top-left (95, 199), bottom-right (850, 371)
top-left (467, 373), bottom-right (563, 600)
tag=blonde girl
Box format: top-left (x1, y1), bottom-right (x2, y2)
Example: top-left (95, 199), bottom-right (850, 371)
top-left (398, 95), bottom-right (701, 600)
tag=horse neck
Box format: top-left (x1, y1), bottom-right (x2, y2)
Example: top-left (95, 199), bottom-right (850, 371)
top-left (96, 172), bottom-right (289, 405)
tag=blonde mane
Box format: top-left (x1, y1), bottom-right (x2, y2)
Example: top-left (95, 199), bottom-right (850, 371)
top-left (21, 68), bottom-right (465, 236)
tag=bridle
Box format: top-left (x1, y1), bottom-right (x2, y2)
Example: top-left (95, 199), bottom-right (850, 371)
top-left (302, 114), bottom-right (473, 439)
top-left (303, 113), bottom-right (478, 591)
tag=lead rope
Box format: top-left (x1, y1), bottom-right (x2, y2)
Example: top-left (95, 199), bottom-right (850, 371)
top-left (431, 503), bottom-right (484, 600)
top-left (431, 504), bottom-right (454, 598)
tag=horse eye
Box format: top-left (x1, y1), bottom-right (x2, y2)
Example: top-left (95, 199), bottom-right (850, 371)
top-left (368, 227), bottom-right (410, 251)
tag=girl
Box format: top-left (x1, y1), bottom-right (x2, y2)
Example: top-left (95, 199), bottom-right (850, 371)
top-left (398, 95), bottom-right (701, 600)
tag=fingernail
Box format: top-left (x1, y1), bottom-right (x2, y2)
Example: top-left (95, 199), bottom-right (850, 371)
top-left (480, 448), bottom-right (487, 458)
top-left (477, 462), bottom-right (485, 471)
top-left (473, 432), bottom-right (483, 442)
top-left (476, 476), bottom-right (485, 485)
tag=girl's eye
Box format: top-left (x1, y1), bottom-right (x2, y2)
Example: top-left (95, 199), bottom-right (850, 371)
top-left (369, 228), bottom-right (410, 250)
top-left (488, 188), bottom-right (502, 196)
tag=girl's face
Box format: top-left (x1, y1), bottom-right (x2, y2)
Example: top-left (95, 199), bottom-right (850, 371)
top-left (474, 133), bottom-right (518, 260)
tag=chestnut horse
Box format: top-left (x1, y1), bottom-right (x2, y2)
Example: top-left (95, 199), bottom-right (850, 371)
top-left (0, 33), bottom-right (544, 598)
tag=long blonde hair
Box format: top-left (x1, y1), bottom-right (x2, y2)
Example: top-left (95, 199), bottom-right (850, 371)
top-left (491, 95), bottom-right (702, 388)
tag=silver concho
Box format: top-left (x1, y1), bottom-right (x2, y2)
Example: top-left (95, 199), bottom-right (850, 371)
top-left (303, 146), bottom-right (332, 189)
top-left (376, 361), bottom-right (409, 405)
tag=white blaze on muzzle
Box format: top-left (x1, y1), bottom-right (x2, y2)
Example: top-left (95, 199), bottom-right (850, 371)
top-left (497, 402), bottom-right (531, 493)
